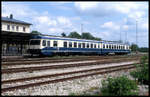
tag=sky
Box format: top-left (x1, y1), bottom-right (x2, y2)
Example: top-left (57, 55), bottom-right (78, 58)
top-left (2, 1), bottom-right (149, 47)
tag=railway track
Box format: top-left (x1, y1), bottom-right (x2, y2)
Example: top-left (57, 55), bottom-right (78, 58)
top-left (1, 63), bottom-right (137, 93)
top-left (2, 53), bottom-right (145, 62)
top-left (2, 57), bottom-right (139, 74)
top-left (2, 55), bottom-right (140, 66)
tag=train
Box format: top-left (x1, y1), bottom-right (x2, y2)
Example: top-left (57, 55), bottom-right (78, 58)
top-left (28, 35), bottom-right (131, 56)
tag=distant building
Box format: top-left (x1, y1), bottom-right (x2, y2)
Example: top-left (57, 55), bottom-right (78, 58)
top-left (1, 14), bottom-right (32, 33)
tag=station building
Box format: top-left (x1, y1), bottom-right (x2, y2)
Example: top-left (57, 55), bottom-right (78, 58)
top-left (1, 14), bottom-right (33, 56)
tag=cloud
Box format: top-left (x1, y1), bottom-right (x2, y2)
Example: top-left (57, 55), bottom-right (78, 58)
top-left (122, 25), bottom-right (129, 31)
top-left (74, 2), bottom-right (147, 18)
top-left (2, 2), bottom-right (37, 18)
top-left (74, 2), bottom-right (99, 11)
top-left (57, 16), bottom-right (72, 27)
top-left (101, 21), bottom-right (120, 31)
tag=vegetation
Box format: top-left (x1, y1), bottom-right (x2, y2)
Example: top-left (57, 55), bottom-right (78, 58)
top-left (138, 47), bottom-right (149, 52)
top-left (61, 31), bottom-right (102, 41)
top-left (130, 43), bottom-right (139, 52)
top-left (130, 55), bottom-right (149, 85)
top-left (61, 32), bottom-right (67, 37)
top-left (81, 32), bottom-right (102, 41)
top-left (100, 75), bottom-right (138, 96)
top-left (68, 31), bottom-right (81, 39)
top-left (130, 43), bottom-right (149, 52)
top-left (31, 30), bottom-right (41, 35)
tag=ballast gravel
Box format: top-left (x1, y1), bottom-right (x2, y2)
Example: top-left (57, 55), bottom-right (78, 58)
top-left (2, 68), bottom-right (146, 96)
top-left (2, 61), bottom-right (138, 81)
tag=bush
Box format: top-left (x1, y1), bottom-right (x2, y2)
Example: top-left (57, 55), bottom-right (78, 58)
top-left (101, 75), bottom-right (138, 96)
top-left (130, 55), bottom-right (149, 84)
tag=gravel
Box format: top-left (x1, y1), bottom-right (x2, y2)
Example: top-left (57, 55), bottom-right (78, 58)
top-left (2, 60), bottom-right (148, 96)
top-left (2, 61), bottom-right (137, 81)
top-left (2, 67), bottom-right (144, 96)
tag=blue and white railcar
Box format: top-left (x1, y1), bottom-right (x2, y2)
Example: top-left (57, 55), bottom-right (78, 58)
top-left (28, 35), bottom-right (131, 56)
top-left (101, 42), bottom-right (131, 55)
top-left (28, 35), bottom-right (103, 56)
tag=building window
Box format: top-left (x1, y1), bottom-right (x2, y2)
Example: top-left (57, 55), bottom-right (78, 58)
top-left (23, 27), bottom-right (26, 32)
top-left (53, 41), bottom-right (57, 47)
top-left (16, 26), bottom-right (19, 31)
top-left (64, 42), bottom-right (67, 48)
top-left (7, 25), bottom-right (10, 30)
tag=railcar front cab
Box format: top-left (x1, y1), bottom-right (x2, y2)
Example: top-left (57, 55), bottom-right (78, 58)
top-left (28, 39), bottom-right (42, 55)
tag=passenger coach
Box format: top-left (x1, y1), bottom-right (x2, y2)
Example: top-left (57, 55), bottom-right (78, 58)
top-left (28, 35), bottom-right (131, 56)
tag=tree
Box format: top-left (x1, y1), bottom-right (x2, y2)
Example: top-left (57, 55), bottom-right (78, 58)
top-left (68, 31), bottom-right (81, 39)
top-left (61, 32), bottom-right (66, 37)
top-left (81, 32), bottom-right (102, 41)
top-left (31, 30), bottom-right (41, 35)
top-left (94, 37), bottom-right (102, 41)
top-left (138, 47), bottom-right (149, 52)
top-left (81, 32), bottom-right (94, 40)
top-left (130, 43), bottom-right (139, 52)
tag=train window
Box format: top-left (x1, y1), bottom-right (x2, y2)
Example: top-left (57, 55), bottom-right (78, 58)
top-left (109, 45), bottom-right (111, 49)
top-left (78, 43), bottom-right (81, 48)
top-left (103, 44), bottom-right (105, 49)
top-left (98, 44), bottom-right (100, 48)
top-left (42, 40), bottom-right (46, 46)
top-left (87, 43), bottom-right (89, 48)
top-left (30, 40), bottom-right (40, 45)
top-left (64, 42), bottom-right (67, 48)
top-left (82, 43), bottom-right (85, 48)
top-left (106, 45), bottom-right (108, 49)
top-left (94, 44), bottom-right (96, 48)
top-left (112, 45), bottom-right (114, 49)
top-left (53, 41), bottom-right (58, 47)
top-left (91, 44), bottom-right (93, 48)
top-left (114, 45), bottom-right (116, 49)
top-left (69, 42), bottom-right (72, 48)
top-left (74, 42), bottom-right (77, 48)
top-left (47, 41), bottom-right (50, 47)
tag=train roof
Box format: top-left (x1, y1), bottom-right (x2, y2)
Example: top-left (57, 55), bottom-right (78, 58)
top-left (31, 35), bottom-right (129, 45)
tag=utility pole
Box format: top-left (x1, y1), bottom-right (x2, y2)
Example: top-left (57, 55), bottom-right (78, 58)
top-left (81, 23), bottom-right (83, 34)
top-left (125, 31), bottom-right (127, 44)
top-left (120, 26), bottom-right (121, 43)
top-left (136, 20), bottom-right (138, 54)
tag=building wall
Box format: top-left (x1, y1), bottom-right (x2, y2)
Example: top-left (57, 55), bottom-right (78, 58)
top-left (2, 21), bottom-right (30, 33)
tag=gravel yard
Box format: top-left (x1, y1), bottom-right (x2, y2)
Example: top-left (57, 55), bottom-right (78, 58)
top-left (2, 60), bottom-right (147, 96)
top-left (2, 61), bottom-right (137, 80)
top-left (2, 60), bottom-right (97, 69)
top-left (2, 68), bottom-right (141, 96)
